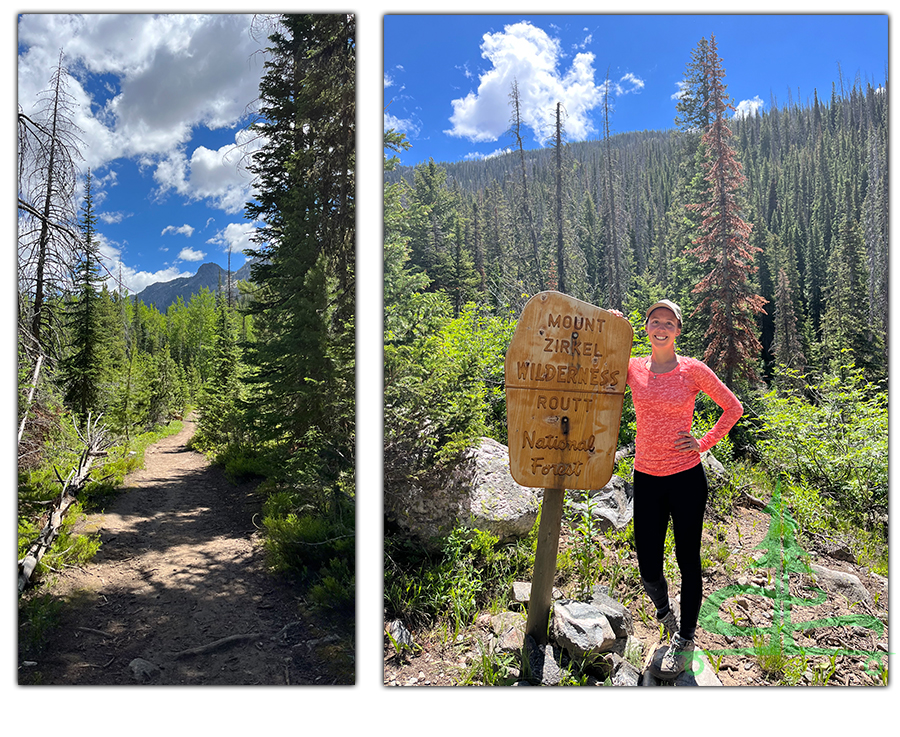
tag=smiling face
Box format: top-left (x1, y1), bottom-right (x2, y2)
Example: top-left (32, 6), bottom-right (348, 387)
top-left (645, 307), bottom-right (681, 348)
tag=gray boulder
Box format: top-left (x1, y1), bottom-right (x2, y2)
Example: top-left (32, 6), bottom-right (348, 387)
top-left (566, 474), bottom-right (634, 532)
top-left (589, 585), bottom-right (634, 638)
top-left (550, 599), bottom-right (618, 660)
top-left (809, 564), bottom-right (875, 609)
top-left (384, 437), bottom-right (538, 550)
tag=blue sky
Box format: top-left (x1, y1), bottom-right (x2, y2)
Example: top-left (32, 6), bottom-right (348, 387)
top-left (384, 14), bottom-right (888, 168)
top-left (17, 13), bottom-right (270, 295)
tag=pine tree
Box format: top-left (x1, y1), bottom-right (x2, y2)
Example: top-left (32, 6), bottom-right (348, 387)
top-left (770, 268), bottom-right (806, 390)
top-left (404, 159), bottom-right (457, 291)
top-left (600, 72), bottom-right (626, 309)
top-left (243, 14), bottom-right (355, 509)
top-left (196, 290), bottom-right (242, 446)
top-left (822, 182), bottom-right (873, 372)
top-left (61, 169), bottom-right (110, 419)
top-left (552, 102), bottom-right (568, 294)
top-left (687, 35), bottom-right (767, 388)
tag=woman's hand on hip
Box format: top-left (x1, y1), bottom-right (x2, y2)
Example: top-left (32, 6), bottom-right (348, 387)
top-left (675, 430), bottom-right (700, 453)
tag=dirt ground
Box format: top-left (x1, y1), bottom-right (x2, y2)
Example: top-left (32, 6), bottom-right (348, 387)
top-left (18, 420), bottom-right (352, 686)
top-left (384, 502), bottom-right (889, 687)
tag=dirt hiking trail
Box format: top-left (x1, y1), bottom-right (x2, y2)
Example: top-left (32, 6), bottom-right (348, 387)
top-left (19, 420), bottom-right (350, 685)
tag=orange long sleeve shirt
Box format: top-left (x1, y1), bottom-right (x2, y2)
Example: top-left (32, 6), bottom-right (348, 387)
top-left (627, 355), bottom-right (743, 477)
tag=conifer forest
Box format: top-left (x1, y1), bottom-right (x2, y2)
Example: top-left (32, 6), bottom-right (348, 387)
top-left (17, 14), bottom-right (356, 665)
top-left (384, 36), bottom-right (888, 683)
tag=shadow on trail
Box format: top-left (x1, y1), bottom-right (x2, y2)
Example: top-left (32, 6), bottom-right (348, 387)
top-left (19, 428), bottom-right (344, 686)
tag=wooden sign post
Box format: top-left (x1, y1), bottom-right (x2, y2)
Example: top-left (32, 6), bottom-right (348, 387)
top-left (504, 291), bottom-right (633, 643)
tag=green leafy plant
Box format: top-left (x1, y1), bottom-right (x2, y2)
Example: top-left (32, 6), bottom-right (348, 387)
top-left (759, 361), bottom-right (887, 536)
top-left (568, 496), bottom-right (603, 598)
top-left (18, 592), bottom-right (64, 652)
top-left (458, 640), bottom-right (516, 685)
top-left (810, 652), bottom-right (839, 686)
top-left (752, 628), bottom-right (789, 680)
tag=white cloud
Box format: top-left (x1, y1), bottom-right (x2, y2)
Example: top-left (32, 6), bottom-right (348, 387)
top-left (95, 235), bottom-right (191, 293)
top-left (206, 222), bottom-right (255, 262)
top-left (463, 147), bottom-right (512, 161)
top-left (575, 31), bottom-right (593, 50)
top-left (99, 211), bottom-right (130, 225)
top-left (153, 129), bottom-right (259, 214)
top-left (615, 73), bottom-right (645, 95)
top-left (17, 13), bottom-right (266, 198)
top-left (162, 224), bottom-right (195, 237)
top-left (444, 21), bottom-right (605, 146)
top-left (384, 110), bottom-right (421, 139)
top-left (178, 247), bottom-right (206, 262)
top-left (734, 96), bottom-right (765, 119)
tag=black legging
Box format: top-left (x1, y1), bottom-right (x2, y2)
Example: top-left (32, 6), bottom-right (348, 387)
top-left (633, 463), bottom-right (709, 640)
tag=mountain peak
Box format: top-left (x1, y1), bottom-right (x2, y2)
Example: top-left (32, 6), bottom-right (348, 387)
top-left (135, 260), bottom-right (253, 312)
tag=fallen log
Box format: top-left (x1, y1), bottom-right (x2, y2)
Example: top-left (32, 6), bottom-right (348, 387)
top-left (17, 413), bottom-right (111, 593)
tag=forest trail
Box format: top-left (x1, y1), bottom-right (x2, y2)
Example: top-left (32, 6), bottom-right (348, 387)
top-left (20, 419), bottom-right (344, 685)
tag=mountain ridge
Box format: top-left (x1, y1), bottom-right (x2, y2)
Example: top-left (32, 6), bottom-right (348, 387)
top-left (135, 260), bottom-right (254, 312)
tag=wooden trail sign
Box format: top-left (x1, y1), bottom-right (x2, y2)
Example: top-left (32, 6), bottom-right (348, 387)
top-left (505, 291), bottom-right (633, 491)
top-left (505, 291), bottom-right (633, 644)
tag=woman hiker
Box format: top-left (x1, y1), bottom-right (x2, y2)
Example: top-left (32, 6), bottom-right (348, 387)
top-left (610, 299), bottom-right (743, 680)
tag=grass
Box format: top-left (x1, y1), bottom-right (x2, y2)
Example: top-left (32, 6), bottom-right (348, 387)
top-left (385, 525), bottom-right (536, 640)
top-left (752, 629), bottom-right (791, 681)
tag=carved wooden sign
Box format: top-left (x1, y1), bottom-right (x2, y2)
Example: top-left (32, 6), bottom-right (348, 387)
top-left (505, 291), bottom-right (633, 490)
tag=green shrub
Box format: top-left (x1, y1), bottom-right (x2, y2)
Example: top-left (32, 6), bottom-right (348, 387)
top-left (384, 525), bottom-right (535, 637)
top-left (758, 361), bottom-right (887, 535)
top-left (18, 592), bottom-right (64, 652)
top-left (384, 298), bottom-right (516, 478)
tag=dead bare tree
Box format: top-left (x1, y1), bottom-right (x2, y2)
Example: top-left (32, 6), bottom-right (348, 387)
top-left (18, 413), bottom-right (111, 593)
top-left (508, 79), bottom-right (545, 292)
top-left (18, 51), bottom-right (84, 352)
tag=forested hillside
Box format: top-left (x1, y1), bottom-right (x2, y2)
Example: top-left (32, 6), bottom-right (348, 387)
top-left (386, 62), bottom-right (887, 384)
top-left (383, 36), bottom-right (887, 685)
top-left (18, 14), bottom-right (355, 642)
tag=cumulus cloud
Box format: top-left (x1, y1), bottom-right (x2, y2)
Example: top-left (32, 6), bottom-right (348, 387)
top-left (384, 110), bottom-right (421, 139)
top-left (99, 211), bottom-right (130, 225)
top-left (463, 147), bottom-right (512, 161)
top-left (178, 247), bottom-right (206, 262)
top-left (153, 128), bottom-right (259, 214)
top-left (445, 21), bottom-right (606, 146)
top-left (162, 224), bottom-right (195, 237)
top-left (17, 13), bottom-right (265, 198)
top-left (671, 80), bottom-right (688, 101)
top-left (95, 235), bottom-right (191, 293)
top-left (734, 95), bottom-right (765, 119)
top-left (384, 66), bottom-right (420, 138)
top-left (614, 73), bottom-right (645, 95)
top-left (205, 223), bottom-right (255, 268)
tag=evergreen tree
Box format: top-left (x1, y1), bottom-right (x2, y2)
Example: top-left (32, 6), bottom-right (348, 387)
top-left (770, 268), bottom-right (806, 391)
top-left (600, 71), bottom-right (626, 309)
top-left (822, 182), bottom-right (874, 372)
top-left (61, 169), bottom-right (110, 419)
top-left (687, 35), bottom-right (767, 388)
top-left (243, 14), bottom-right (355, 510)
top-left (508, 79), bottom-right (544, 292)
top-left (404, 159), bottom-right (457, 291)
top-left (196, 290), bottom-right (242, 446)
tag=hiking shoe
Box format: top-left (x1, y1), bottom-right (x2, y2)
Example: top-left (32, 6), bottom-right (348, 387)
top-left (657, 608), bottom-right (679, 637)
top-left (658, 634), bottom-right (694, 680)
